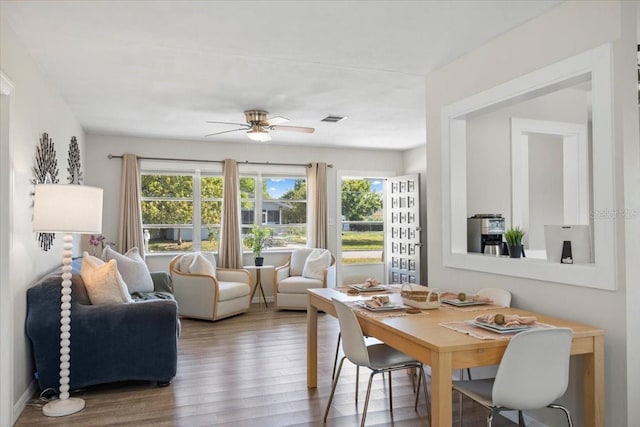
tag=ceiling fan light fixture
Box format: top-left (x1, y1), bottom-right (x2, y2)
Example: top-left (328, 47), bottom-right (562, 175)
top-left (246, 128), bottom-right (271, 142)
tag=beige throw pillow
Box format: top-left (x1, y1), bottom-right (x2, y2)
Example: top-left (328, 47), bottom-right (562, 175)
top-left (188, 252), bottom-right (216, 277)
top-left (102, 246), bottom-right (154, 293)
top-left (302, 249), bottom-right (332, 280)
top-left (81, 253), bottom-right (133, 305)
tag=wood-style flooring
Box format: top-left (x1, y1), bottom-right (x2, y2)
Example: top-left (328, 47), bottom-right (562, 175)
top-left (15, 305), bottom-right (517, 426)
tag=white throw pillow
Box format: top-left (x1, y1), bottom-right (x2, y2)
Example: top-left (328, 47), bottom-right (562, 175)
top-left (102, 246), bottom-right (154, 293)
top-left (302, 249), bottom-right (332, 280)
top-left (188, 252), bottom-right (216, 278)
top-left (81, 253), bottom-right (133, 305)
top-left (290, 248), bottom-right (315, 276)
top-left (178, 253), bottom-right (196, 273)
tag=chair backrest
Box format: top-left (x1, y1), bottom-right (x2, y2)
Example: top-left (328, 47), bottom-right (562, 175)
top-left (332, 298), bottom-right (371, 366)
top-left (492, 327), bottom-right (573, 410)
top-left (477, 287), bottom-right (512, 307)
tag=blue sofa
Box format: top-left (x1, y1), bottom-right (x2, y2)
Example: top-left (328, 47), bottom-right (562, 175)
top-left (26, 258), bottom-right (179, 393)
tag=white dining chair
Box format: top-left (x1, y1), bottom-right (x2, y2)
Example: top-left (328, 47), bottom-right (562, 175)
top-left (453, 327), bottom-right (574, 427)
top-left (324, 298), bottom-right (430, 426)
top-left (477, 287), bottom-right (512, 307)
top-left (461, 287), bottom-right (513, 380)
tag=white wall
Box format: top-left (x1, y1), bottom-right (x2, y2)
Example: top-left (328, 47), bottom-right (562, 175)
top-left (426, 2), bottom-right (636, 426)
top-left (84, 134), bottom-right (405, 297)
top-left (0, 21), bottom-right (86, 424)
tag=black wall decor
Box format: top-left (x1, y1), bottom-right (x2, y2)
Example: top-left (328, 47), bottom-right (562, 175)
top-left (67, 136), bottom-right (83, 184)
top-left (32, 132), bottom-right (59, 251)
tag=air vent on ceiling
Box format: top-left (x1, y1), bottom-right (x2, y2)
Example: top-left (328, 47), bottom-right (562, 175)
top-left (321, 115), bottom-right (348, 123)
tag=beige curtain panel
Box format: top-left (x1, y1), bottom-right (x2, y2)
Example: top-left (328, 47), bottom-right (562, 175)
top-left (307, 162), bottom-right (328, 249)
top-left (218, 159), bottom-right (243, 268)
top-left (118, 153), bottom-right (145, 257)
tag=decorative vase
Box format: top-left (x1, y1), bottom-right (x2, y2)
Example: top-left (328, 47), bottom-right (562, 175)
top-left (508, 245), bottom-right (522, 258)
top-left (254, 256), bottom-right (264, 266)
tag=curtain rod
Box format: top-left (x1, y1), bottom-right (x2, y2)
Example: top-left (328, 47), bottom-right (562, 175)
top-left (107, 154), bottom-right (333, 168)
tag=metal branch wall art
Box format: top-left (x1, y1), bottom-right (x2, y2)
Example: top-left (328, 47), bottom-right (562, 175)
top-left (67, 136), bottom-right (83, 184)
top-left (32, 132), bottom-right (59, 251)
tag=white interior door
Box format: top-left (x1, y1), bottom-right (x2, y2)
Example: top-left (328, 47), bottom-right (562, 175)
top-left (385, 174), bottom-right (421, 284)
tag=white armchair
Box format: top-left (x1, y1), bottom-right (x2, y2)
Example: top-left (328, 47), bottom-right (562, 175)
top-left (273, 248), bottom-right (336, 310)
top-left (169, 253), bottom-right (252, 321)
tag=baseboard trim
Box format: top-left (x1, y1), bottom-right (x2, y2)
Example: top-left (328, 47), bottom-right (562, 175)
top-left (13, 379), bottom-right (37, 424)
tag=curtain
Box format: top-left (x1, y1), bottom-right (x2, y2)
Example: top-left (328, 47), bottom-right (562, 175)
top-left (218, 159), bottom-right (243, 268)
top-left (307, 162), bottom-right (328, 249)
top-left (118, 154), bottom-right (145, 257)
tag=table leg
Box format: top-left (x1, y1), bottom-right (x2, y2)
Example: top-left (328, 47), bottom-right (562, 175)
top-left (584, 335), bottom-right (605, 427)
top-left (307, 296), bottom-right (318, 388)
top-left (431, 351), bottom-right (453, 427)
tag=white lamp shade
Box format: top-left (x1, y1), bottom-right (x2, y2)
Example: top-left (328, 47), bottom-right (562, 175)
top-left (33, 184), bottom-right (103, 234)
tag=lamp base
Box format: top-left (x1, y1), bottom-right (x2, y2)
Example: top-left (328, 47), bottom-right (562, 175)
top-left (42, 397), bottom-right (85, 417)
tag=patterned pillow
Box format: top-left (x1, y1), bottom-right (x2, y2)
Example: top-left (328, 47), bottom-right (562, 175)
top-left (102, 246), bottom-right (154, 293)
top-left (81, 254), bottom-right (133, 304)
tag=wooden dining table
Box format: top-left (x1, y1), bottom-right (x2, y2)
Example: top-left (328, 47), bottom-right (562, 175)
top-left (307, 287), bottom-right (604, 427)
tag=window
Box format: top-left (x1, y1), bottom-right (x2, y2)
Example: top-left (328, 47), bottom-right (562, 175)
top-left (241, 176), bottom-right (307, 251)
top-left (340, 178), bottom-right (384, 264)
top-left (141, 171), bottom-right (222, 253)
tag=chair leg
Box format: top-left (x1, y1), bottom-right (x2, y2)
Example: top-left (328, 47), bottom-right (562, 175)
top-left (355, 366), bottom-right (360, 404)
top-left (518, 410), bottom-right (525, 426)
top-left (332, 332), bottom-right (341, 380)
top-left (414, 368), bottom-right (421, 411)
top-left (548, 404), bottom-right (574, 427)
top-left (487, 408), bottom-right (496, 427)
top-left (458, 390), bottom-right (464, 427)
top-left (324, 357), bottom-right (346, 422)
top-left (415, 365), bottom-right (431, 422)
top-left (361, 372), bottom-right (376, 427)
top-left (388, 370), bottom-right (393, 412)
top-left (467, 367), bottom-right (472, 380)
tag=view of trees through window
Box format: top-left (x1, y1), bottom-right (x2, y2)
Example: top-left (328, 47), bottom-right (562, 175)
top-left (241, 177), bottom-right (307, 251)
top-left (341, 178), bottom-right (384, 264)
top-left (141, 172), bottom-right (307, 253)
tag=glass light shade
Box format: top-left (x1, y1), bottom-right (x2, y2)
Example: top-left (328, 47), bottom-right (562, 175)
top-left (246, 129), bottom-right (271, 142)
top-left (33, 184), bottom-right (103, 234)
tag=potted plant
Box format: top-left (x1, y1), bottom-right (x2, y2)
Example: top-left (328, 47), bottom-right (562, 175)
top-left (504, 226), bottom-right (525, 258)
top-left (245, 225), bottom-right (271, 266)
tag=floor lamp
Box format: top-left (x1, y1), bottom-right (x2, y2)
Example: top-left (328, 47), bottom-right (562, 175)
top-left (32, 184), bottom-right (103, 417)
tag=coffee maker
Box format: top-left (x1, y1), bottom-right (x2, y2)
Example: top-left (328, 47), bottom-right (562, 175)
top-left (467, 214), bottom-right (505, 255)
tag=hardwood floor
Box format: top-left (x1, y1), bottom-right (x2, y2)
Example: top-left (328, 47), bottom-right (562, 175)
top-left (16, 306), bottom-right (516, 426)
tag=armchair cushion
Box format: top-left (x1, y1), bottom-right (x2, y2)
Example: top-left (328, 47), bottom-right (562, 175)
top-left (218, 281), bottom-right (251, 301)
top-left (80, 254), bottom-right (133, 304)
top-left (102, 246), bottom-right (154, 293)
top-left (278, 276), bottom-right (324, 294)
top-left (302, 249), bottom-right (332, 280)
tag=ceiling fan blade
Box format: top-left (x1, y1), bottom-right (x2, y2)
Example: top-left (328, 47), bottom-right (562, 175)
top-left (205, 127), bottom-right (248, 137)
top-left (265, 116), bottom-right (289, 126)
top-left (270, 125), bottom-right (315, 134)
top-left (206, 121), bottom-right (249, 127)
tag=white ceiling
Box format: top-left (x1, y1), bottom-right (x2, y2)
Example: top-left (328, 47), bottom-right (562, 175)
top-left (1, 1), bottom-right (561, 150)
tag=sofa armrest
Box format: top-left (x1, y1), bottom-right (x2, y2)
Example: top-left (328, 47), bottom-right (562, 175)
top-left (151, 271), bottom-right (173, 293)
top-left (217, 268), bottom-right (251, 284)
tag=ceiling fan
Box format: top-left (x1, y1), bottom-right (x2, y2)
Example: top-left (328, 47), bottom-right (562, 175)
top-left (205, 110), bottom-right (315, 142)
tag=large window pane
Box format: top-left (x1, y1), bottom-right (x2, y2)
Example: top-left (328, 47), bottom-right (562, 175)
top-left (341, 178), bottom-right (384, 264)
top-left (142, 174), bottom-right (195, 253)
